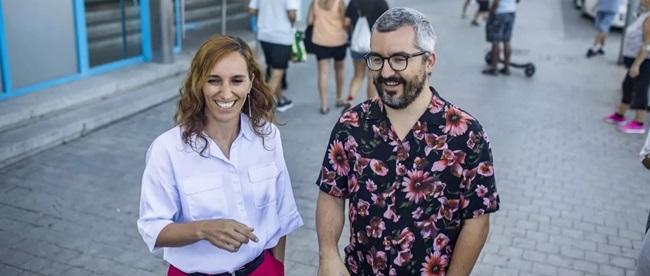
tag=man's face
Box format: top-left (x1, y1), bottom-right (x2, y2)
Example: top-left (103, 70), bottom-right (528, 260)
top-left (369, 26), bottom-right (435, 109)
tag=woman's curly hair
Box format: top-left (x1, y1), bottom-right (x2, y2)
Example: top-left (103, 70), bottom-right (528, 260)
top-left (174, 35), bottom-right (276, 156)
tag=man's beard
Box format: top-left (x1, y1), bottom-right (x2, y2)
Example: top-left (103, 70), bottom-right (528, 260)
top-left (374, 70), bottom-right (428, 110)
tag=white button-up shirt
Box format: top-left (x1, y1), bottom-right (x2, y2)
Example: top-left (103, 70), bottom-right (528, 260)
top-left (137, 115), bottom-right (303, 274)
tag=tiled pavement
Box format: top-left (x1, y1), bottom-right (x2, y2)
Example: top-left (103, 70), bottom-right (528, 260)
top-left (1, 0), bottom-right (650, 275)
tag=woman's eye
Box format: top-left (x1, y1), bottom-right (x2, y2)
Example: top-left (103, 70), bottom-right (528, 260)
top-left (208, 79), bottom-right (220, 84)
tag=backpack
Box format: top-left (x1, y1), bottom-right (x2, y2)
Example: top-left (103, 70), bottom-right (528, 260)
top-left (350, 13), bottom-right (371, 53)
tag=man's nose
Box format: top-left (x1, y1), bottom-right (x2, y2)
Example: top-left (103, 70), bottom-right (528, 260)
top-left (380, 60), bottom-right (396, 78)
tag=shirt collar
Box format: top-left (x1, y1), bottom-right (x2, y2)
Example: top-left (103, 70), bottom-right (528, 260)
top-left (239, 113), bottom-right (255, 141)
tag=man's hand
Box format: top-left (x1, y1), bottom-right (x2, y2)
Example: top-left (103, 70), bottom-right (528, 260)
top-left (318, 257), bottom-right (350, 276)
top-left (197, 219), bottom-right (259, 252)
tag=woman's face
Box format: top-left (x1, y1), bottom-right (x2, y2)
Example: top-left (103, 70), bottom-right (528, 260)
top-left (202, 52), bottom-right (253, 126)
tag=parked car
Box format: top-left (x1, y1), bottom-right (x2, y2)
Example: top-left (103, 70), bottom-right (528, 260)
top-left (581, 0), bottom-right (628, 28)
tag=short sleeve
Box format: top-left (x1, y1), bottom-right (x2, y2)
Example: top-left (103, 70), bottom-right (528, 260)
top-left (460, 129), bottom-right (499, 220)
top-left (137, 139), bottom-right (180, 253)
top-left (315, 122), bottom-right (354, 199)
top-left (271, 126), bottom-right (304, 238)
top-left (248, 0), bottom-right (258, 10)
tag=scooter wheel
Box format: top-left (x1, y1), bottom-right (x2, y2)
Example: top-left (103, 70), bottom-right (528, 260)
top-left (524, 64), bottom-right (536, 77)
top-left (484, 52), bottom-right (492, 65)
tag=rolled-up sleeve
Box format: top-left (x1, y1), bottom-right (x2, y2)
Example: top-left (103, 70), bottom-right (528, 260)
top-left (137, 140), bottom-right (180, 253)
top-left (273, 128), bottom-right (303, 238)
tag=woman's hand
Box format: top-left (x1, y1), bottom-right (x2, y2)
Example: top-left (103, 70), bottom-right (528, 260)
top-left (197, 219), bottom-right (259, 252)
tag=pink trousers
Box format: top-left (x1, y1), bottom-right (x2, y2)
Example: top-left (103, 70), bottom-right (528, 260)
top-left (167, 250), bottom-right (284, 276)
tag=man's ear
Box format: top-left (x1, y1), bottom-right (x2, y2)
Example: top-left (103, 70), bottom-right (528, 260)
top-left (426, 52), bottom-right (437, 74)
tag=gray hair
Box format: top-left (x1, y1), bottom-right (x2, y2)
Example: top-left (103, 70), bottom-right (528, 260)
top-left (372, 7), bottom-right (437, 53)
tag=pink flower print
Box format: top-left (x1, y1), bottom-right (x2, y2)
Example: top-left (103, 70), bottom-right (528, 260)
top-left (345, 136), bottom-right (359, 153)
top-left (393, 141), bottom-right (410, 161)
top-left (357, 199), bottom-right (370, 216)
top-left (402, 170), bottom-right (436, 204)
top-left (394, 228), bottom-right (416, 250)
top-left (412, 207), bottom-right (424, 220)
top-left (396, 163), bottom-right (407, 176)
top-left (433, 233), bottom-right (450, 252)
top-left (477, 161), bottom-right (494, 177)
top-left (424, 133), bottom-right (448, 156)
top-left (429, 95), bottom-right (445, 114)
top-left (366, 217), bottom-right (386, 238)
top-left (328, 140), bottom-right (350, 176)
top-left (383, 203), bottom-right (400, 223)
top-left (340, 110), bottom-right (360, 127)
top-left (413, 121), bottom-right (428, 140)
top-left (348, 174), bottom-right (359, 193)
top-left (421, 251), bottom-right (449, 276)
top-left (366, 247), bottom-right (388, 275)
top-left (461, 168), bottom-right (477, 189)
top-left (320, 167), bottom-right (337, 186)
top-left (347, 255), bottom-right (359, 274)
top-left (416, 214), bottom-right (439, 240)
top-left (393, 249), bottom-right (414, 267)
top-left (370, 159), bottom-right (389, 176)
top-left (437, 198), bottom-right (460, 221)
top-left (371, 193), bottom-right (386, 208)
top-left (361, 102), bottom-right (371, 112)
top-left (431, 149), bottom-right (466, 178)
top-left (366, 179), bottom-right (377, 192)
top-left (442, 106), bottom-right (472, 137)
top-left (475, 185), bottom-right (488, 197)
top-left (355, 156), bottom-right (370, 174)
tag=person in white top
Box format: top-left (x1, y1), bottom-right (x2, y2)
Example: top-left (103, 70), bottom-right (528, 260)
top-left (482, 0), bottom-right (519, 76)
top-left (248, 0), bottom-right (300, 113)
top-left (137, 35), bottom-right (303, 276)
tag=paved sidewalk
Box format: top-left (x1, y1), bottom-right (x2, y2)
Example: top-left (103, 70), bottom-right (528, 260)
top-left (1, 0), bottom-right (650, 275)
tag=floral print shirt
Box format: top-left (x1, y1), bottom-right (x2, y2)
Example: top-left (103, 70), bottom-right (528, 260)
top-left (316, 87), bottom-right (500, 276)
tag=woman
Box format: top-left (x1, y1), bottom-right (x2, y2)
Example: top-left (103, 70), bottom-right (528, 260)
top-left (604, 0), bottom-right (650, 134)
top-left (137, 35), bottom-right (303, 276)
top-left (341, 0), bottom-right (389, 111)
top-left (309, 0), bottom-right (349, 114)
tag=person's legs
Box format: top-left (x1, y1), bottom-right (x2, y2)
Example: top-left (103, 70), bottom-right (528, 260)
top-left (462, 0), bottom-right (471, 18)
top-left (588, 12), bottom-right (615, 57)
top-left (334, 60), bottom-right (345, 106)
top-left (502, 42), bottom-right (512, 73)
top-left (482, 42), bottom-right (499, 75)
top-left (346, 59), bottom-right (366, 105)
top-left (318, 59), bottom-right (330, 113)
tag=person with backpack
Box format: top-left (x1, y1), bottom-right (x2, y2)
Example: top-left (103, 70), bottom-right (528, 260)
top-left (340, 0), bottom-right (389, 111)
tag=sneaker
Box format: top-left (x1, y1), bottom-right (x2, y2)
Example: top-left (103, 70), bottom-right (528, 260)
top-left (470, 20), bottom-right (479, 26)
top-left (276, 97), bottom-right (294, 112)
top-left (499, 67), bottom-right (511, 76)
top-left (618, 120), bottom-right (646, 134)
top-left (597, 49), bottom-right (605, 55)
top-left (603, 112), bottom-right (626, 125)
top-left (586, 49), bottom-right (597, 58)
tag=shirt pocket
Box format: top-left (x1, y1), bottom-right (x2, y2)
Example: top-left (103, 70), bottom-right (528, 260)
top-left (248, 163), bottom-right (280, 208)
top-left (181, 177), bottom-right (228, 220)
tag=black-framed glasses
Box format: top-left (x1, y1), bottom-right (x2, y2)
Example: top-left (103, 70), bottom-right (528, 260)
top-left (365, 51), bottom-right (429, 71)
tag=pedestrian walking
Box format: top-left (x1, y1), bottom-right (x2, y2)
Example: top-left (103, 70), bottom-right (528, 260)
top-left (248, 0), bottom-right (299, 112)
top-left (636, 131), bottom-right (650, 276)
top-left (482, 0), bottom-right (518, 76)
top-left (315, 7), bottom-right (499, 275)
top-left (308, 0), bottom-right (349, 114)
top-left (586, 0), bottom-right (624, 58)
top-left (137, 35), bottom-right (303, 276)
top-left (603, 0), bottom-right (650, 134)
top-left (341, 0), bottom-right (389, 111)
top-left (462, 0), bottom-right (490, 26)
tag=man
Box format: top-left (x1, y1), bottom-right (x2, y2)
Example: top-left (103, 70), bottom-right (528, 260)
top-left (483, 0), bottom-right (517, 76)
top-left (586, 0), bottom-right (623, 58)
top-left (316, 7), bottom-right (499, 276)
top-left (248, 0), bottom-right (298, 112)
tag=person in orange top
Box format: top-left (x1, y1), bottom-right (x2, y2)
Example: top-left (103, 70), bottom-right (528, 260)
top-left (308, 0), bottom-right (349, 114)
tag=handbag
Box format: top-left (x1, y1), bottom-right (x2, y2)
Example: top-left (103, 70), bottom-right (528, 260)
top-left (350, 12), bottom-right (371, 53)
top-left (303, 25), bottom-right (316, 54)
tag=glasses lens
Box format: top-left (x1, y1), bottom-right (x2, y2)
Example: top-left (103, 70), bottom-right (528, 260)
top-left (367, 55), bottom-right (384, 70)
top-left (389, 55), bottom-right (408, 71)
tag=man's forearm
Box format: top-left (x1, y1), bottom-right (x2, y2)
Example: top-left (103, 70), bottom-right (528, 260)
top-left (447, 214), bottom-right (490, 276)
top-left (316, 191), bottom-right (345, 259)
